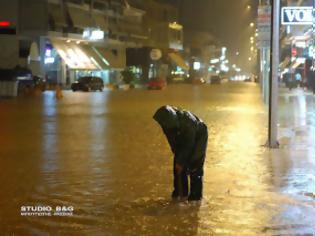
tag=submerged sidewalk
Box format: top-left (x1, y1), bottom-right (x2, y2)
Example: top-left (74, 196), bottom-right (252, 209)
top-left (265, 87), bottom-right (315, 234)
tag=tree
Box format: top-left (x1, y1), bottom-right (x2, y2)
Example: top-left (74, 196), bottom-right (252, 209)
top-left (121, 69), bottom-right (136, 84)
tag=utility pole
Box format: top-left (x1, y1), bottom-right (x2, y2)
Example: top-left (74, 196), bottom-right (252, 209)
top-left (268, 0), bottom-right (280, 148)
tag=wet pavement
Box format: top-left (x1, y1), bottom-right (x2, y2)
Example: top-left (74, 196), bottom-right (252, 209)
top-left (0, 83), bottom-right (315, 235)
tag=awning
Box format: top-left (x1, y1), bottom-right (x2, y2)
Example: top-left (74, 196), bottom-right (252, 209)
top-left (48, 3), bottom-right (67, 27)
top-left (68, 6), bottom-right (93, 29)
top-left (81, 45), bottom-right (110, 70)
top-left (168, 52), bottom-right (189, 71)
top-left (94, 47), bottom-right (126, 70)
top-left (50, 38), bottom-right (108, 70)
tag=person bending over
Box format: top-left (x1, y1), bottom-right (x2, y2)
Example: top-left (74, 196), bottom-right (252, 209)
top-left (153, 105), bottom-right (208, 201)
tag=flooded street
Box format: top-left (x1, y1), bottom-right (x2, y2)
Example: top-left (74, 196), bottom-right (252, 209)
top-left (0, 83), bottom-right (315, 235)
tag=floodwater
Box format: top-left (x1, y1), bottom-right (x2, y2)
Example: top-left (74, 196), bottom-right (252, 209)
top-left (0, 83), bottom-right (314, 235)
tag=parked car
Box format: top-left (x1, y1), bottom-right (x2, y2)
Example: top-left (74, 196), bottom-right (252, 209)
top-left (147, 78), bottom-right (167, 90)
top-left (71, 76), bottom-right (104, 92)
top-left (210, 75), bottom-right (221, 84)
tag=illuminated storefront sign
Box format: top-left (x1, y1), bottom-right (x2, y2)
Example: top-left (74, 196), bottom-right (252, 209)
top-left (83, 28), bottom-right (105, 41)
top-left (193, 62), bottom-right (201, 70)
top-left (44, 48), bottom-right (55, 64)
top-left (0, 21), bottom-right (10, 27)
top-left (281, 7), bottom-right (313, 25)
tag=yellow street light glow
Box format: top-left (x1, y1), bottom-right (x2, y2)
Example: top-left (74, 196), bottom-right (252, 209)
top-left (247, 5), bottom-right (251, 9)
top-left (169, 22), bottom-right (183, 30)
top-left (250, 22), bottom-right (254, 27)
top-left (248, 57), bottom-right (252, 61)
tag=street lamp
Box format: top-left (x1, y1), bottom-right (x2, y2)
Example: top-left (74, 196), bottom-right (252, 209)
top-left (250, 22), bottom-right (255, 27)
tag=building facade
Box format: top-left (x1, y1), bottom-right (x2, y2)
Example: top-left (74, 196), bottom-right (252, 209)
top-left (0, 0), bottom-right (147, 86)
top-left (126, 0), bottom-right (186, 81)
top-left (0, 0), bottom-right (185, 85)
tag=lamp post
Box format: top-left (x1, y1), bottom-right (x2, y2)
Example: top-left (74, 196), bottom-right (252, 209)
top-left (268, 0), bottom-right (280, 148)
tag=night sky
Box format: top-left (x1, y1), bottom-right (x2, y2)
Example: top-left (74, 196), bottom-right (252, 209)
top-left (179, 0), bottom-right (259, 70)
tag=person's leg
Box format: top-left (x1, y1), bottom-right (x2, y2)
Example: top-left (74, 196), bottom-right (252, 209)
top-left (189, 163), bottom-right (204, 201)
top-left (188, 124), bottom-right (208, 201)
top-left (172, 159), bottom-right (188, 199)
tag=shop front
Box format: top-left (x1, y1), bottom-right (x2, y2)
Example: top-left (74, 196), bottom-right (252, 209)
top-left (43, 37), bottom-right (126, 87)
top-left (280, 29), bottom-right (313, 89)
top-left (126, 47), bottom-right (189, 82)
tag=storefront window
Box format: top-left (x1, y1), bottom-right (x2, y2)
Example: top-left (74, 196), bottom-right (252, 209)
top-left (279, 1), bottom-right (314, 92)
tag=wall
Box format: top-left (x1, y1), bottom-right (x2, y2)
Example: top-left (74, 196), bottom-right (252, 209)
top-left (19, 0), bottom-right (49, 35)
top-left (0, 0), bottom-right (19, 69)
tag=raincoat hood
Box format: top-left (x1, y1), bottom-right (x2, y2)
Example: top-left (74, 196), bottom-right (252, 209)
top-left (153, 105), bottom-right (179, 130)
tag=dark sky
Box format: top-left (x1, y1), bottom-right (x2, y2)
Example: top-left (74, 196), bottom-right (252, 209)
top-left (179, 0), bottom-right (259, 69)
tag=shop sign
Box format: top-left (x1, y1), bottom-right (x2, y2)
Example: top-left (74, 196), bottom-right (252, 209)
top-left (0, 21), bottom-right (10, 27)
top-left (83, 28), bottom-right (104, 41)
top-left (295, 41), bottom-right (307, 48)
top-left (281, 7), bottom-right (313, 25)
top-left (44, 48), bottom-right (55, 64)
top-left (193, 62), bottom-right (201, 70)
top-left (257, 6), bottom-right (271, 48)
top-left (150, 49), bottom-right (162, 61)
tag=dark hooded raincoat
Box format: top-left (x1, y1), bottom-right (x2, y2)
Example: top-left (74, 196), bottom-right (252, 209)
top-left (153, 105), bottom-right (208, 170)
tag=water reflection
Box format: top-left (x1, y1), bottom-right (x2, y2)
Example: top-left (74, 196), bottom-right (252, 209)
top-left (42, 91), bottom-right (58, 173)
top-left (272, 88), bottom-right (315, 234)
top-left (1, 84), bottom-right (311, 235)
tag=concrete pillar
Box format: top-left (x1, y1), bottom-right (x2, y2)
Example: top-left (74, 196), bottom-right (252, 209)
top-left (69, 70), bottom-right (75, 84)
top-left (39, 36), bottom-right (46, 77)
top-left (60, 59), bottom-right (67, 85)
top-left (28, 41), bottom-right (41, 75)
